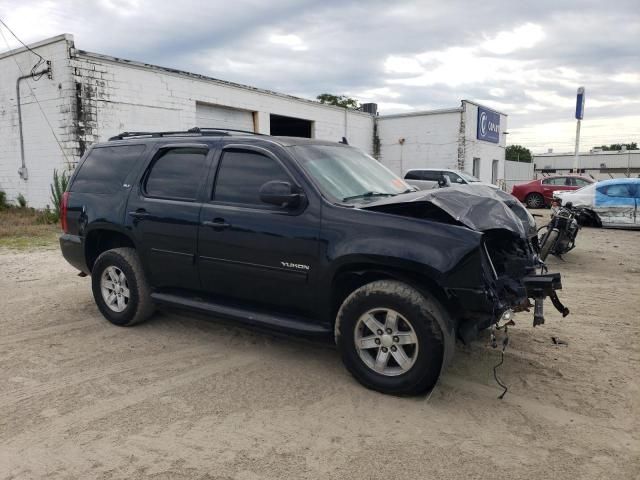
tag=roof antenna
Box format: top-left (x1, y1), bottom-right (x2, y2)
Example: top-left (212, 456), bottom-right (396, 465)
top-left (339, 137), bottom-right (349, 145)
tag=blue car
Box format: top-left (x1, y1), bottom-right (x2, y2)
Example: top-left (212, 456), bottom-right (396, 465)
top-left (554, 178), bottom-right (640, 228)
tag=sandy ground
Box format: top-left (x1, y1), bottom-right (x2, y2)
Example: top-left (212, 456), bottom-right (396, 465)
top-left (0, 214), bottom-right (638, 479)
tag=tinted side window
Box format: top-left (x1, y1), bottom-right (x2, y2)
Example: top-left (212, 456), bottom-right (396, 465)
top-left (574, 178), bottom-right (591, 187)
top-left (443, 172), bottom-right (462, 183)
top-left (599, 184), bottom-right (634, 198)
top-left (422, 171), bottom-right (442, 181)
top-left (542, 177), bottom-right (566, 185)
top-left (72, 145), bottom-right (145, 193)
top-left (144, 147), bottom-right (208, 200)
top-left (404, 171), bottom-right (422, 180)
top-left (214, 150), bottom-right (290, 206)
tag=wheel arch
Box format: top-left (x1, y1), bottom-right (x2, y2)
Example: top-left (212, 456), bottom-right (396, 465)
top-left (85, 226), bottom-right (136, 272)
top-left (329, 261), bottom-right (455, 331)
top-left (331, 263), bottom-right (457, 379)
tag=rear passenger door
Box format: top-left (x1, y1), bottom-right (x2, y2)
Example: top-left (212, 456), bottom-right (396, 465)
top-left (541, 177), bottom-right (567, 202)
top-left (126, 144), bottom-right (211, 290)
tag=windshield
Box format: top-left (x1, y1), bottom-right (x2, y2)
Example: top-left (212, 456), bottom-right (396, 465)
top-left (458, 171), bottom-right (481, 182)
top-left (292, 145), bottom-right (412, 203)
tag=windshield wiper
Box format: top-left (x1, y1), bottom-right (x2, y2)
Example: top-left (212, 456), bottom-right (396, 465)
top-left (342, 191), bottom-right (396, 202)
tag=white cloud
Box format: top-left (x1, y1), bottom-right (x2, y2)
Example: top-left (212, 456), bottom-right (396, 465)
top-left (268, 33), bottom-right (307, 51)
top-left (354, 87), bottom-right (402, 101)
top-left (386, 46), bottom-right (532, 88)
top-left (481, 23), bottom-right (545, 55)
top-left (384, 56), bottom-right (424, 75)
top-left (612, 72), bottom-right (640, 84)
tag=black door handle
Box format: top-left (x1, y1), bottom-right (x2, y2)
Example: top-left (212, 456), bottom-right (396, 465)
top-left (202, 218), bottom-right (231, 230)
top-left (128, 209), bottom-right (149, 219)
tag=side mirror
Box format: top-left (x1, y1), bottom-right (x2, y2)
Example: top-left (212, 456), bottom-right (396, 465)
top-left (456, 178), bottom-right (464, 184)
top-left (259, 180), bottom-right (302, 208)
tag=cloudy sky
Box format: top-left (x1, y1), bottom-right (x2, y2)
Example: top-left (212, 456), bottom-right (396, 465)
top-left (1, 0), bottom-right (639, 152)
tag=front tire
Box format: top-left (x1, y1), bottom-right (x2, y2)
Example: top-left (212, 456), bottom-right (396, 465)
top-left (336, 280), bottom-right (446, 396)
top-left (91, 247), bottom-right (154, 326)
top-left (539, 229), bottom-right (559, 261)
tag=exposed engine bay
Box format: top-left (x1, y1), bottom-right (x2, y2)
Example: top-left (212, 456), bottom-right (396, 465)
top-left (363, 185), bottom-right (570, 342)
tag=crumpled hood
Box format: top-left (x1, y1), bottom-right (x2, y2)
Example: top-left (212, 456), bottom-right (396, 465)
top-left (362, 185), bottom-right (534, 238)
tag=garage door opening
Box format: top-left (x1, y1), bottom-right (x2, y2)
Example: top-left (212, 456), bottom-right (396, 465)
top-left (269, 114), bottom-right (313, 138)
top-left (196, 102), bottom-right (255, 132)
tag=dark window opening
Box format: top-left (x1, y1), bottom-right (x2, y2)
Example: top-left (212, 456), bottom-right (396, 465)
top-left (72, 145), bottom-right (145, 194)
top-left (270, 114), bottom-right (313, 138)
top-left (144, 147), bottom-right (208, 200)
top-left (214, 150), bottom-right (291, 207)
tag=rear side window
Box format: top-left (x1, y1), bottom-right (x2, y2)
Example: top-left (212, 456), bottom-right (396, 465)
top-left (542, 177), bottom-right (566, 185)
top-left (213, 150), bottom-right (290, 206)
top-left (72, 145), bottom-right (145, 193)
top-left (573, 178), bottom-right (592, 187)
top-left (422, 171), bottom-right (442, 181)
top-left (144, 147), bottom-right (209, 200)
top-left (404, 171), bottom-right (422, 180)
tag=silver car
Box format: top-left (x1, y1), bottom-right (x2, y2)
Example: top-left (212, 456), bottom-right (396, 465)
top-left (404, 169), bottom-right (498, 191)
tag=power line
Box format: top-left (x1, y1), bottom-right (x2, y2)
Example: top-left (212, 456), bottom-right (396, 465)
top-left (0, 16), bottom-right (47, 79)
top-left (0, 23), bottom-right (72, 166)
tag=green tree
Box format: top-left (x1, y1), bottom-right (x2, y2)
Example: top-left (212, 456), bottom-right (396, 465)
top-left (506, 145), bottom-right (532, 163)
top-left (596, 142), bottom-right (638, 151)
top-left (316, 93), bottom-right (360, 109)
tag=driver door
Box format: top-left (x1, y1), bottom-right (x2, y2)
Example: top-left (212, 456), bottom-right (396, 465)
top-left (197, 144), bottom-right (321, 316)
top-left (594, 181), bottom-right (637, 227)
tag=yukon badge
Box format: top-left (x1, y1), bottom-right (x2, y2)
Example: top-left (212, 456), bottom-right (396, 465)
top-left (281, 261), bottom-right (310, 271)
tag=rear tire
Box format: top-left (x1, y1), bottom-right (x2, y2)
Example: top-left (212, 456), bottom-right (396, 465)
top-left (539, 229), bottom-right (559, 261)
top-left (335, 280), bottom-right (446, 396)
top-left (525, 192), bottom-right (545, 209)
top-left (91, 247), bottom-right (154, 326)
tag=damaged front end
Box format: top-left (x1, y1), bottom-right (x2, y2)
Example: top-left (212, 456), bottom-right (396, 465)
top-left (362, 185), bottom-right (570, 342)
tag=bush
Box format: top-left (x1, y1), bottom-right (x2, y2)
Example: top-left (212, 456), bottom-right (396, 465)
top-left (37, 207), bottom-right (59, 225)
top-left (16, 193), bottom-right (27, 208)
top-left (50, 169), bottom-right (69, 218)
top-left (0, 190), bottom-right (7, 210)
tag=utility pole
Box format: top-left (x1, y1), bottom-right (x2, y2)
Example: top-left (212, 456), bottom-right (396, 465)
top-left (573, 86), bottom-right (585, 173)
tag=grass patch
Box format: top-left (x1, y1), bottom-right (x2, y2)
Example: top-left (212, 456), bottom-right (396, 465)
top-left (0, 208), bottom-right (60, 250)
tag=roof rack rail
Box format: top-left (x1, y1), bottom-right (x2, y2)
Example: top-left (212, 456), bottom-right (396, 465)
top-left (108, 126), bottom-right (263, 141)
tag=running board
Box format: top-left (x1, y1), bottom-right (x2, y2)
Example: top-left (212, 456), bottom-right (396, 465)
top-left (150, 292), bottom-right (331, 335)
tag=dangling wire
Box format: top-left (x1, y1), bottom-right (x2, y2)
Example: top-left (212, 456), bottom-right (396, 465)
top-left (0, 17), bottom-right (47, 80)
top-left (493, 325), bottom-right (510, 399)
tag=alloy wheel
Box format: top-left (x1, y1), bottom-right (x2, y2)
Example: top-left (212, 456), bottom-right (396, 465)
top-left (100, 266), bottom-right (130, 313)
top-left (354, 308), bottom-right (419, 376)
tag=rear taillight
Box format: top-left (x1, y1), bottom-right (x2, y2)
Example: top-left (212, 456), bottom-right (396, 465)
top-left (60, 191), bottom-right (70, 233)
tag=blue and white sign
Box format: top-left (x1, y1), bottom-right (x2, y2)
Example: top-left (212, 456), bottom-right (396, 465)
top-left (477, 107), bottom-right (500, 143)
top-left (575, 86), bottom-right (585, 120)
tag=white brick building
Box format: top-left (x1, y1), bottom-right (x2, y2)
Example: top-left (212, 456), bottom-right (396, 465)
top-left (532, 149), bottom-right (640, 179)
top-left (377, 102), bottom-right (508, 185)
top-left (1, 34), bottom-right (507, 207)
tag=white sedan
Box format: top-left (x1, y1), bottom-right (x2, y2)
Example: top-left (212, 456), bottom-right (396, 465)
top-left (554, 178), bottom-right (640, 228)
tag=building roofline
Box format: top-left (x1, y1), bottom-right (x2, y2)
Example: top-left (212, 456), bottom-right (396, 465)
top-left (534, 150), bottom-right (640, 157)
top-left (378, 107), bottom-right (463, 119)
top-left (0, 33), bottom-right (74, 61)
top-left (71, 48), bottom-right (374, 117)
top-left (461, 99), bottom-right (508, 117)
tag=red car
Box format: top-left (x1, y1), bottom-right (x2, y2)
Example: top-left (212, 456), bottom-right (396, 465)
top-left (511, 175), bottom-right (594, 208)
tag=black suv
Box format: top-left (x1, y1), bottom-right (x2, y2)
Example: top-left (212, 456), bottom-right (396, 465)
top-left (60, 128), bottom-right (568, 395)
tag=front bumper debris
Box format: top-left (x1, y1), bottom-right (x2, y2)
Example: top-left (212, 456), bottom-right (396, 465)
top-left (523, 273), bottom-right (570, 326)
